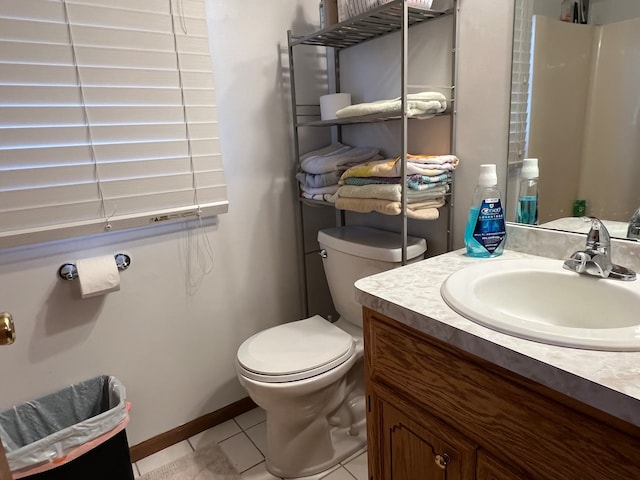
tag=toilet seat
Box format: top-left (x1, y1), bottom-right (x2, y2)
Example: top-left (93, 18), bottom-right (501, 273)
top-left (237, 315), bottom-right (356, 383)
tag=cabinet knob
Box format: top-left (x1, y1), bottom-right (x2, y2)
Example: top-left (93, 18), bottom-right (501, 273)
top-left (434, 453), bottom-right (450, 470)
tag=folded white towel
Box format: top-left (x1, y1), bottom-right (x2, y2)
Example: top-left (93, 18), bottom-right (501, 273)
top-left (300, 143), bottom-right (349, 161)
top-left (300, 147), bottom-right (382, 174)
top-left (407, 154), bottom-right (459, 166)
top-left (335, 92), bottom-right (447, 119)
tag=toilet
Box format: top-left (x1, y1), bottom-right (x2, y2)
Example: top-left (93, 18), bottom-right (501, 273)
top-left (236, 225), bottom-right (427, 478)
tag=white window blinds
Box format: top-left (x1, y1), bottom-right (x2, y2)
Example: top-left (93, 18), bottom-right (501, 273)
top-left (0, 0), bottom-right (227, 249)
top-left (508, 0), bottom-right (533, 167)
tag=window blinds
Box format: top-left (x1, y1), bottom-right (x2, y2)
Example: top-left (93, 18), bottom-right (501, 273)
top-left (508, 0), bottom-right (533, 167)
top-left (0, 0), bottom-right (227, 249)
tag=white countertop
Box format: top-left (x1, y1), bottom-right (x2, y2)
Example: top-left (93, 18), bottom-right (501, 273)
top-left (355, 249), bottom-right (640, 427)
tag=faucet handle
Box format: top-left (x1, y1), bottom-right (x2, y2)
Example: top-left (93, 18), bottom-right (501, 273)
top-left (585, 217), bottom-right (610, 253)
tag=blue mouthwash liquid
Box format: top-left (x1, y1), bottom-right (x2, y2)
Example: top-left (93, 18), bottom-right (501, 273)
top-left (516, 195), bottom-right (538, 225)
top-left (464, 199), bottom-right (506, 258)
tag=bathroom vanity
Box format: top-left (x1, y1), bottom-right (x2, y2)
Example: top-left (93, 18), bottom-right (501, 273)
top-left (356, 249), bottom-right (640, 479)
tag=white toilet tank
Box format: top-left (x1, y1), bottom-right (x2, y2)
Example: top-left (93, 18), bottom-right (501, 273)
top-left (317, 226), bottom-right (427, 328)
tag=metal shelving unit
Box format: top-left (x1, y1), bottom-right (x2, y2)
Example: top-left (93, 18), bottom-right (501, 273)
top-left (288, 0), bottom-right (457, 314)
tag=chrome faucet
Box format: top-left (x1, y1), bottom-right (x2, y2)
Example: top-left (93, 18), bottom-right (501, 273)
top-left (563, 217), bottom-right (636, 280)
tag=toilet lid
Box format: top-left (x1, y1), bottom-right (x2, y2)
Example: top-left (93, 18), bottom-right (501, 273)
top-left (237, 315), bottom-right (355, 383)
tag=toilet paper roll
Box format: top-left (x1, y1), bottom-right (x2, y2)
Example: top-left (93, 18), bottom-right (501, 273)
top-left (320, 93), bottom-right (351, 120)
top-left (76, 256), bottom-right (121, 299)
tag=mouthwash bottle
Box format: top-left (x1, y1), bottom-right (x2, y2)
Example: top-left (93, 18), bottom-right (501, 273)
top-left (515, 158), bottom-right (539, 225)
top-left (464, 164), bottom-right (506, 258)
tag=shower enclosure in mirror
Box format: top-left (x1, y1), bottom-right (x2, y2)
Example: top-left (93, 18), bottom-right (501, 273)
top-left (506, 0), bottom-right (640, 239)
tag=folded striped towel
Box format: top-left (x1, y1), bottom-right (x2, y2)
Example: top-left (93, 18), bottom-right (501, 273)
top-left (340, 157), bottom-right (454, 181)
top-left (343, 176), bottom-right (449, 190)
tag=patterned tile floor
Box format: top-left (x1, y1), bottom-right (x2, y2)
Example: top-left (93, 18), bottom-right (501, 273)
top-left (132, 408), bottom-right (368, 480)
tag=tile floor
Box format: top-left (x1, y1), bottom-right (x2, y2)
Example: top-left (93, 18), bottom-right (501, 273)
top-left (132, 408), bottom-right (368, 480)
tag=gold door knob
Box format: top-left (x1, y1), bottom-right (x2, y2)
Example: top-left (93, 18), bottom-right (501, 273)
top-left (434, 453), bottom-right (451, 470)
top-left (0, 312), bottom-right (16, 346)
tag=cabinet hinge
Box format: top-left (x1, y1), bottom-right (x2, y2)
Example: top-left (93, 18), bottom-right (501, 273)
top-left (367, 395), bottom-right (371, 412)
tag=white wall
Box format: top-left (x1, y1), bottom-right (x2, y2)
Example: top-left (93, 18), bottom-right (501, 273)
top-left (0, 0), bottom-right (514, 445)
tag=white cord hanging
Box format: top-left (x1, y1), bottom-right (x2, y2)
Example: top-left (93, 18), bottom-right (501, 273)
top-left (62, 0), bottom-right (116, 232)
top-left (169, 0), bottom-right (215, 293)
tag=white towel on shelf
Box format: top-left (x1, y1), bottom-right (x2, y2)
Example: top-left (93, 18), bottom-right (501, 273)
top-left (335, 91), bottom-right (447, 119)
top-left (300, 147), bottom-right (381, 174)
top-left (300, 143), bottom-right (350, 161)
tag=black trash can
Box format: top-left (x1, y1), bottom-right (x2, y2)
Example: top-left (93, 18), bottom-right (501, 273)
top-left (0, 376), bottom-right (134, 480)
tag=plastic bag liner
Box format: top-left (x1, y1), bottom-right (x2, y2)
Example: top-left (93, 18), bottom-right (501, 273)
top-left (0, 375), bottom-right (129, 476)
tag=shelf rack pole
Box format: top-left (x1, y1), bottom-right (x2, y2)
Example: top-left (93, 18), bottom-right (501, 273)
top-left (400, 0), bottom-right (409, 266)
top-left (447, 0), bottom-right (459, 252)
top-left (288, 30), bottom-right (309, 318)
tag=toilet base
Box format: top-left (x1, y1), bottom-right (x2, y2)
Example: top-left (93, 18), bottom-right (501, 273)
top-left (269, 416), bottom-right (367, 480)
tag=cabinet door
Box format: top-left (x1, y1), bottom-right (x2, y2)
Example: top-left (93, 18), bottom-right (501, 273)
top-left (476, 450), bottom-right (529, 480)
top-left (379, 397), bottom-right (476, 480)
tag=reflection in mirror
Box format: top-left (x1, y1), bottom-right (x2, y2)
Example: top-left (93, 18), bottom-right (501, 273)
top-left (506, 0), bottom-right (640, 239)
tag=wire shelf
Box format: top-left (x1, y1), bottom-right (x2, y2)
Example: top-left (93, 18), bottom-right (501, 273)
top-left (289, 0), bottom-right (453, 50)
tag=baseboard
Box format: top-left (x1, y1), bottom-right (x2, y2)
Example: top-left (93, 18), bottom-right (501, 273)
top-left (129, 396), bottom-right (257, 463)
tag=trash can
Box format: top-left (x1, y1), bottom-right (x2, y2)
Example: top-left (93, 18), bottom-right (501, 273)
top-left (0, 376), bottom-right (134, 480)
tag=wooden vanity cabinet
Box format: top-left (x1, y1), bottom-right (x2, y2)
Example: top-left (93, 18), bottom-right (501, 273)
top-left (364, 308), bottom-right (640, 480)
top-left (375, 393), bottom-right (476, 479)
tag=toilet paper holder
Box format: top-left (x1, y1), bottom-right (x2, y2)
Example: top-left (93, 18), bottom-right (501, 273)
top-left (58, 253), bottom-right (131, 281)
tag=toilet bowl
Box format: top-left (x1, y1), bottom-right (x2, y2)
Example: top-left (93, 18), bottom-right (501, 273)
top-left (236, 226), bottom-right (426, 478)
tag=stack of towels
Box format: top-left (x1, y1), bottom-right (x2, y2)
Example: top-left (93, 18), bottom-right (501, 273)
top-left (296, 143), bottom-right (382, 202)
top-left (334, 154), bottom-right (459, 220)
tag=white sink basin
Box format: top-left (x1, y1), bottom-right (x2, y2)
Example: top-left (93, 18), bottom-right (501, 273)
top-left (441, 257), bottom-right (640, 351)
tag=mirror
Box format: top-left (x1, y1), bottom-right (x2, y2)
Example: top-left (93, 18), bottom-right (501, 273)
top-left (506, 0), bottom-right (640, 239)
